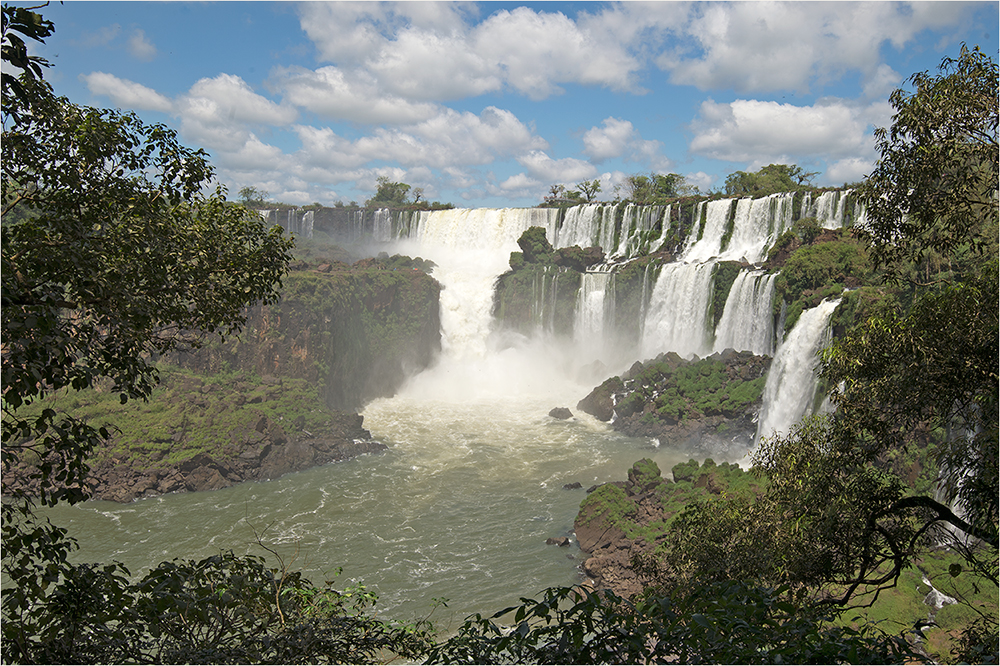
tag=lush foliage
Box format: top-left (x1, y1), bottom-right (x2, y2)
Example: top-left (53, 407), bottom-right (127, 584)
top-left (3, 546), bottom-right (434, 664)
top-left (426, 581), bottom-right (915, 664)
top-left (2, 7), bottom-right (431, 664)
top-left (725, 164), bottom-right (817, 197)
top-left (2, 74), bottom-right (293, 507)
top-left (856, 45), bottom-right (998, 281)
top-left (614, 354), bottom-right (768, 424)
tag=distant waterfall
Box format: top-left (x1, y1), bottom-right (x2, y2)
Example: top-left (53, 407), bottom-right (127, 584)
top-left (714, 269), bottom-right (777, 356)
top-left (755, 298), bottom-right (841, 442)
top-left (371, 192), bottom-right (853, 426)
top-left (800, 190), bottom-right (855, 229)
top-left (552, 203), bottom-right (670, 261)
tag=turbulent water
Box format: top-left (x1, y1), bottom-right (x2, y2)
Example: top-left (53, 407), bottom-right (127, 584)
top-left (45, 193), bottom-right (856, 623)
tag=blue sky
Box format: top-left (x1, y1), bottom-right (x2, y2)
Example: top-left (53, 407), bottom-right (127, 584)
top-left (15, 1), bottom-right (1000, 208)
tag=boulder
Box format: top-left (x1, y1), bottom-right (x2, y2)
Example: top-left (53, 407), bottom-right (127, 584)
top-left (546, 537), bottom-right (571, 547)
top-left (548, 407), bottom-right (573, 419)
top-left (576, 376), bottom-right (623, 422)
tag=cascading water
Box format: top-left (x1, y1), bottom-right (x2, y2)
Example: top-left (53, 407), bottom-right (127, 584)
top-left (713, 270), bottom-right (777, 356)
top-left (640, 261), bottom-right (716, 359)
top-left (755, 297), bottom-right (842, 443)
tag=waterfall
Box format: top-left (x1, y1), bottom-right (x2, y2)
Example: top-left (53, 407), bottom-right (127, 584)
top-left (640, 261), bottom-right (716, 359)
top-left (755, 298), bottom-right (842, 443)
top-left (575, 270), bottom-right (614, 358)
top-left (683, 200), bottom-right (732, 262)
top-left (302, 210), bottom-right (315, 238)
top-left (713, 269), bottom-right (777, 356)
top-left (800, 190), bottom-right (853, 229)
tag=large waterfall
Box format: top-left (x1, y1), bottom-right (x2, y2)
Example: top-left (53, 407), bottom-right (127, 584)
top-left (49, 190), bottom-right (858, 626)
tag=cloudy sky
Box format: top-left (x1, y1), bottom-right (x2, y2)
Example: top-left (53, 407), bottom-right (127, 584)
top-left (21, 1), bottom-right (1000, 208)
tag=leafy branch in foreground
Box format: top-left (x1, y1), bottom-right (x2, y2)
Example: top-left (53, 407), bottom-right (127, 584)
top-left (425, 582), bottom-right (916, 664)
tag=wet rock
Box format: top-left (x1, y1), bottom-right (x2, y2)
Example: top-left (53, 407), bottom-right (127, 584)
top-left (546, 537), bottom-right (571, 547)
top-left (548, 407), bottom-right (573, 419)
top-left (563, 482), bottom-right (583, 490)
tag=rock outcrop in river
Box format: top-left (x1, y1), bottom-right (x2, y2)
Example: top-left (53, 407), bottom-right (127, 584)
top-left (577, 350), bottom-right (771, 460)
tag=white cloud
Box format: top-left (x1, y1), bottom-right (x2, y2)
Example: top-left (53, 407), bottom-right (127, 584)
top-left (472, 7), bottom-right (642, 100)
top-left (81, 72), bottom-right (173, 112)
top-left (127, 29), bottom-right (157, 61)
top-left (176, 74), bottom-right (296, 152)
top-left (187, 74), bottom-right (297, 126)
top-left (658, 2), bottom-right (980, 94)
top-left (683, 171), bottom-right (715, 193)
top-left (294, 3), bottom-right (642, 103)
top-left (825, 157), bottom-right (874, 186)
top-left (289, 106), bottom-right (546, 177)
top-left (368, 28), bottom-right (500, 100)
top-left (582, 117), bottom-right (665, 167)
top-left (219, 134), bottom-right (286, 171)
top-left (517, 150), bottom-right (596, 183)
top-left (499, 172), bottom-right (540, 191)
top-left (271, 66), bottom-right (439, 124)
top-left (689, 98), bottom-right (878, 163)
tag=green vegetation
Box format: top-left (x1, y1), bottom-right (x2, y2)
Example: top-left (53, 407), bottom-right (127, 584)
top-left (615, 354), bottom-right (768, 424)
top-left (1, 7), bottom-right (426, 662)
top-left (725, 163), bottom-right (818, 197)
top-left (709, 261), bottom-right (743, 328)
top-left (772, 232), bottom-right (873, 330)
top-left (15, 366), bottom-right (333, 470)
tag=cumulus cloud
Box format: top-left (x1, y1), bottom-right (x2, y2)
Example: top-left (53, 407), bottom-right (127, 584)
top-left (82, 72), bottom-right (173, 112)
top-left (270, 66), bottom-right (440, 125)
top-left (289, 106), bottom-right (546, 176)
top-left (517, 150), bottom-right (597, 183)
top-left (294, 3), bottom-right (642, 103)
top-left (825, 157), bottom-right (874, 186)
top-left (176, 74), bottom-right (296, 152)
top-left (582, 117), bottom-right (665, 167)
top-left (658, 2), bottom-right (979, 94)
top-left (689, 98), bottom-right (879, 163)
top-left (127, 29), bottom-right (157, 61)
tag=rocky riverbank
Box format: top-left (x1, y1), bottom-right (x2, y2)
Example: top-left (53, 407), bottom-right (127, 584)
top-left (572, 458), bottom-right (760, 597)
top-left (2, 371), bottom-right (389, 504)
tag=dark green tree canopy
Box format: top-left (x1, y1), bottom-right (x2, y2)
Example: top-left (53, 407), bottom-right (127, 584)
top-left (857, 45), bottom-right (998, 280)
top-left (365, 175), bottom-right (412, 207)
top-left (620, 172), bottom-right (684, 204)
top-left (2, 75), bottom-right (294, 504)
top-left (725, 164), bottom-right (817, 197)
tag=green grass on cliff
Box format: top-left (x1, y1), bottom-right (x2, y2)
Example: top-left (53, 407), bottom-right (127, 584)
top-left (19, 365), bottom-right (336, 469)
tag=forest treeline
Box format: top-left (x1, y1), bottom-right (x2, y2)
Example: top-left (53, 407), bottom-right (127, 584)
top-left (2, 3), bottom-right (997, 663)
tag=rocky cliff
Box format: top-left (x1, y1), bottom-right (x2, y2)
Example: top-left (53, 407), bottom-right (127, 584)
top-left (170, 254), bottom-right (441, 411)
top-left (6, 253), bottom-right (442, 503)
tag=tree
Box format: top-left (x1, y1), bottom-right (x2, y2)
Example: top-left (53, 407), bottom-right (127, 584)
top-left (426, 582), bottom-right (916, 664)
top-left (237, 185), bottom-right (269, 206)
top-left (856, 44), bottom-right (998, 282)
top-left (725, 164), bottom-right (817, 197)
top-left (739, 46), bottom-right (998, 651)
top-left (365, 175), bottom-right (411, 207)
top-left (620, 172), bottom-right (683, 204)
top-left (577, 178), bottom-right (601, 202)
top-left (1, 3), bottom-right (52, 121)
